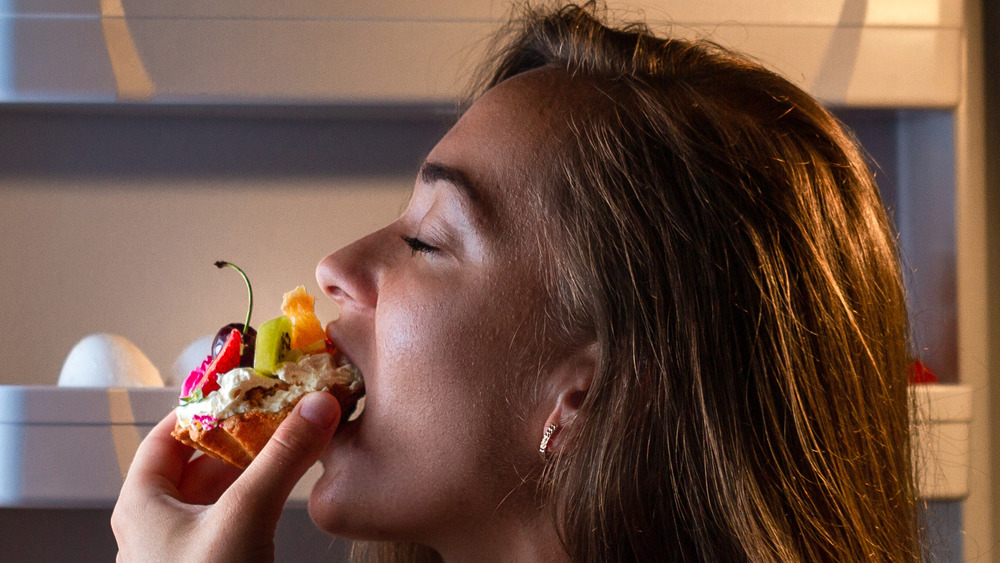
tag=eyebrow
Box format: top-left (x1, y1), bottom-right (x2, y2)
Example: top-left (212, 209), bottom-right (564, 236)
top-left (418, 161), bottom-right (482, 204)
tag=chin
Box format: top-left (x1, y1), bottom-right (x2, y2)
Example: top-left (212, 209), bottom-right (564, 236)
top-left (307, 464), bottom-right (356, 537)
top-left (308, 420), bottom-right (370, 538)
top-left (307, 486), bottom-right (399, 543)
top-left (308, 449), bottom-right (433, 545)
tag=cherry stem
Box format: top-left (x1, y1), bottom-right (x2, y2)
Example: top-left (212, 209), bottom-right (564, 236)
top-left (214, 261), bottom-right (253, 334)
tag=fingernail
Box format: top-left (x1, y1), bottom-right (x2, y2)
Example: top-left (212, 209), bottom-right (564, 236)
top-left (298, 392), bottom-right (339, 429)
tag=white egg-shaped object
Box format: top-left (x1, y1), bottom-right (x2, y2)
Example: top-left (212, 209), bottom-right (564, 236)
top-left (58, 334), bottom-right (163, 387)
top-left (169, 335), bottom-right (214, 387)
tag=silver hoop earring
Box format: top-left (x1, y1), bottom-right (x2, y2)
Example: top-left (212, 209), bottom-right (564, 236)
top-left (539, 423), bottom-right (558, 461)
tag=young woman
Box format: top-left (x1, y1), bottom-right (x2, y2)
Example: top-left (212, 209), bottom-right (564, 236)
top-left (113, 4), bottom-right (921, 561)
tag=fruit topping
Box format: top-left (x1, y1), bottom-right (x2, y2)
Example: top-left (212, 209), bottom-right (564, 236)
top-left (212, 261), bottom-right (256, 366)
top-left (208, 328), bottom-right (244, 378)
top-left (180, 354), bottom-right (213, 402)
top-left (213, 322), bottom-right (257, 367)
top-left (180, 329), bottom-right (243, 403)
top-left (253, 315), bottom-right (294, 376)
top-left (191, 413), bottom-right (219, 431)
top-left (179, 282), bottom-right (333, 404)
top-left (281, 286), bottom-right (327, 354)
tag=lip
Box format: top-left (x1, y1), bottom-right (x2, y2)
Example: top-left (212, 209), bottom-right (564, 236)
top-left (325, 324), bottom-right (356, 369)
top-left (322, 410), bottom-right (361, 466)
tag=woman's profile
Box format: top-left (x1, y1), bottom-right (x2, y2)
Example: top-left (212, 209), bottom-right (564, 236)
top-left (113, 4), bottom-right (921, 561)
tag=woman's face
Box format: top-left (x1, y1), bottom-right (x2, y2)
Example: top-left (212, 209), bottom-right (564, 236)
top-left (311, 70), bottom-right (575, 547)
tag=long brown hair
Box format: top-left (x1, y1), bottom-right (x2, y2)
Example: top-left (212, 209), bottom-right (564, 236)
top-left (360, 3), bottom-right (920, 561)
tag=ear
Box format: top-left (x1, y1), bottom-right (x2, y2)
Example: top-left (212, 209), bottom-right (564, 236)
top-left (540, 341), bottom-right (597, 454)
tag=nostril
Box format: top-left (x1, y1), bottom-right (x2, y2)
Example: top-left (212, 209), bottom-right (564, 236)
top-left (325, 285), bottom-right (348, 301)
top-left (328, 300), bottom-right (343, 322)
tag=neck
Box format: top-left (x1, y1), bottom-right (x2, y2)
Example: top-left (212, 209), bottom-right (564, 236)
top-left (431, 500), bottom-right (570, 563)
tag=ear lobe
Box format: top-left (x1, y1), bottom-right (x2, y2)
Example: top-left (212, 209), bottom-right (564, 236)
top-left (541, 342), bottom-right (597, 455)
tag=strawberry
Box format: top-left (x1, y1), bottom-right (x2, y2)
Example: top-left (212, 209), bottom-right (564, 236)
top-left (180, 329), bottom-right (242, 403)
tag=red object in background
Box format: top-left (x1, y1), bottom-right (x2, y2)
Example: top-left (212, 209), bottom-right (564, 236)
top-left (909, 361), bottom-right (939, 384)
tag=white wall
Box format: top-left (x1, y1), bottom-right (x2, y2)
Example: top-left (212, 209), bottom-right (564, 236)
top-left (0, 108), bottom-right (448, 385)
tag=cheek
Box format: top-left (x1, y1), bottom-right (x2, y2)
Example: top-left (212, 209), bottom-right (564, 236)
top-left (371, 272), bottom-right (542, 451)
top-left (375, 285), bottom-right (504, 416)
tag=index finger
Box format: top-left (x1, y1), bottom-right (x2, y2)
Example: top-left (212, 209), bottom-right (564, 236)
top-left (124, 410), bottom-right (193, 490)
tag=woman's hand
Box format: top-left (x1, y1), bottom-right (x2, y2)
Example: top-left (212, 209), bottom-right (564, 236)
top-left (112, 392), bottom-right (342, 562)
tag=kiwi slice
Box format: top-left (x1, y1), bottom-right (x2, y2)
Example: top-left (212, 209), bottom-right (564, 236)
top-left (253, 315), bottom-right (293, 375)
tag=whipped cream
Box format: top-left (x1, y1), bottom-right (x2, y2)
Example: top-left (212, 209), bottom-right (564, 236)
top-left (175, 353), bottom-right (361, 430)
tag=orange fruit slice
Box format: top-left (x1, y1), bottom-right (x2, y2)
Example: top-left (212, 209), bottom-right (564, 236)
top-left (281, 286), bottom-right (327, 353)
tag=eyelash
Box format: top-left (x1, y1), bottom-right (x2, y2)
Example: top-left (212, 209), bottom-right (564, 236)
top-left (401, 235), bottom-right (440, 256)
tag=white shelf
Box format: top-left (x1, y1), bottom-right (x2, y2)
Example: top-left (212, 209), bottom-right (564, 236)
top-left (0, 0), bottom-right (964, 107)
top-left (0, 385), bottom-right (324, 508)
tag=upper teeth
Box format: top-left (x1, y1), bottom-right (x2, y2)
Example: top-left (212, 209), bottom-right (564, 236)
top-left (338, 356), bottom-right (364, 392)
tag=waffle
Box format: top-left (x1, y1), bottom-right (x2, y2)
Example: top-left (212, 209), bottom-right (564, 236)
top-left (171, 383), bottom-right (360, 469)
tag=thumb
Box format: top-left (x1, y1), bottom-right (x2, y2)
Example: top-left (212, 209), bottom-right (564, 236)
top-left (221, 391), bottom-right (341, 526)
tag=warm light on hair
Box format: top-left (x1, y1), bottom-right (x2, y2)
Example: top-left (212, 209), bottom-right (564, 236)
top-left (361, 3), bottom-right (920, 561)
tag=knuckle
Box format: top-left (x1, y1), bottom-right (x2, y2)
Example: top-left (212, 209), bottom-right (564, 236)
top-left (110, 500), bottom-right (131, 536)
top-left (267, 423), bottom-right (316, 466)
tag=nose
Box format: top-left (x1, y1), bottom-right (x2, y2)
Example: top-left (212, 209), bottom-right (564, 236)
top-left (315, 230), bottom-right (383, 314)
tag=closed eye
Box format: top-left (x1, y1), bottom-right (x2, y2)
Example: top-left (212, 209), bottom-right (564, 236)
top-left (401, 235), bottom-right (440, 256)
